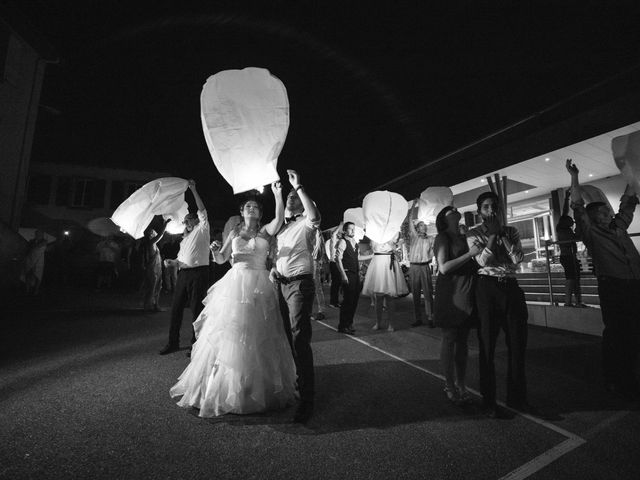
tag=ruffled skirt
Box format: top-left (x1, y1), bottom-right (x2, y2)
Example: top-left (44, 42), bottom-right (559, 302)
top-left (170, 265), bottom-right (297, 417)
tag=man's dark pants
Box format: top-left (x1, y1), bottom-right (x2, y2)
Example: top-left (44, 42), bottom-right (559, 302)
top-left (168, 266), bottom-right (210, 346)
top-left (475, 276), bottom-right (529, 407)
top-left (278, 277), bottom-right (315, 403)
top-left (338, 270), bottom-right (360, 330)
top-left (329, 261), bottom-right (342, 305)
top-left (598, 276), bottom-right (640, 392)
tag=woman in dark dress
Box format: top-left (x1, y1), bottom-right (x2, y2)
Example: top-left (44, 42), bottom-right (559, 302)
top-left (433, 206), bottom-right (481, 404)
top-left (556, 190), bottom-right (586, 307)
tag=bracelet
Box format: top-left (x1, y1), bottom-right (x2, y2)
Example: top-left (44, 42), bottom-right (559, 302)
top-left (295, 185), bottom-right (304, 192)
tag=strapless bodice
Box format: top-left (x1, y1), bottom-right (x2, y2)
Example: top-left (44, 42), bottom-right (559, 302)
top-left (231, 236), bottom-right (269, 270)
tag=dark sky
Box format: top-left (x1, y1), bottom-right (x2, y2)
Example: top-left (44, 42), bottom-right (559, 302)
top-left (7, 0), bottom-right (640, 225)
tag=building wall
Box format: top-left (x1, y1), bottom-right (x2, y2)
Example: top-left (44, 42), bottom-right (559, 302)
top-left (22, 162), bottom-right (174, 235)
top-left (0, 26), bottom-right (47, 229)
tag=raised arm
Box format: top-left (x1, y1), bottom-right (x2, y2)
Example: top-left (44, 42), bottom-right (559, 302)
top-left (408, 201), bottom-right (419, 236)
top-left (562, 189), bottom-right (571, 217)
top-left (263, 181), bottom-right (284, 236)
top-left (287, 170), bottom-right (320, 223)
top-left (188, 179), bottom-right (205, 212)
top-left (565, 159), bottom-right (583, 205)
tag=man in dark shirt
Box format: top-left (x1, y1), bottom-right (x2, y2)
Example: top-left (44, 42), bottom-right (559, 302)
top-left (567, 159), bottom-right (640, 401)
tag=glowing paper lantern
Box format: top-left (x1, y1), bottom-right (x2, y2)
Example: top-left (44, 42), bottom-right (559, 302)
top-left (362, 191), bottom-right (408, 243)
top-left (200, 67), bottom-right (289, 194)
top-left (419, 187), bottom-right (454, 223)
top-left (612, 130), bottom-right (640, 193)
top-left (343, 207), bottom-right (365, 242)
top-left (111, 178), bottom-right (189, 239)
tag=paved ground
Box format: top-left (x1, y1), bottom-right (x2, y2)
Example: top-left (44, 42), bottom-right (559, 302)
top-left (1, 284), bottom-right (638, 480)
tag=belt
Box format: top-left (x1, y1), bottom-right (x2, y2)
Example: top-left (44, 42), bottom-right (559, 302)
top-left (178, 265), bottom-right (209, 272)
top-left (279, 273), bottom-right (313, 285)
top-left (410, 262), bottom-right (430, 266)
top-left (479, 275), bottom-right (517, 284)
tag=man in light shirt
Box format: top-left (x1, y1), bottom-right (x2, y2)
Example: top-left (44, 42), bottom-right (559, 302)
top-left (467, 191), bottom-right (533, 418)
top-left (270, 169), bottom-right (321, 423)
top-left (160, 180), bottom-right (210, 356)
top-left (407, 203), bottom-right (435, 327)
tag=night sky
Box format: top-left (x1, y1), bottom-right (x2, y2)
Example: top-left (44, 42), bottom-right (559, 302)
top-left (7, 0), bottom-right (640, 225)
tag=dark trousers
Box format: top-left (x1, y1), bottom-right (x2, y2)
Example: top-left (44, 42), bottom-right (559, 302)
top-left (278, 277), bottom-right (315, 403)
top-left (168, 266), bottom-right (209, 346)
top-left (475, 276), bottom-right (529, 407)
top-left (329, 262), bottom-right (342, 305)
top-left (339, 270), bottom-right (360, 329)
top-left (598, 277), bottom-right (640, 390)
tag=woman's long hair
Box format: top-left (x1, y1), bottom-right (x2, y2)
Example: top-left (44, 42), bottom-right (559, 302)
top-left (435, 206), bottom-right (456, 234)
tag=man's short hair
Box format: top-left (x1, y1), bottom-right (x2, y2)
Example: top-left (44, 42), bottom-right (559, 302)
top-left (476, 191), bottom-right (499, 211)
top-left (184, 212), bottom-right (198, 221)
top-left (343, 221), bottom-right (355, 232)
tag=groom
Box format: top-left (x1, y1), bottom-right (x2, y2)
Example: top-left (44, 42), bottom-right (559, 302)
top-left (270, 169), bottom-right (321, 423)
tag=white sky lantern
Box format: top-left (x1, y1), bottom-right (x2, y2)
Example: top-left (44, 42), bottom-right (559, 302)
top-left (343, 207), bottom-right (365, 242)
top-left (111, 177), bottom-right (190, 239)
top-left (200, 67), bottom-right (289, 194)
top-left (362, 191), bottom-right (408, 243)
top-left (612, 130), bottom-right (640, 194)
top-left (580, 184), bottom-right (614, 215)
top-left (419, 186), bottom-right (454, 223)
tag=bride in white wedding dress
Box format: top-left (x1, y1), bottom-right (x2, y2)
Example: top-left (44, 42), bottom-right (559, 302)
top-left (170, 182), bottom-right (297, 417)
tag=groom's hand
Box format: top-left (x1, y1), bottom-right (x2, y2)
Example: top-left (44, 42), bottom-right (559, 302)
top-left (269, 268), bottom-right (281, 284)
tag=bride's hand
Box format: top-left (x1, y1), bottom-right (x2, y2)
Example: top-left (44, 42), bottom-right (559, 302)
top-left (271, 181), bottom-right (282, 195)
top-left (210, 240), bottom-right (221, 252)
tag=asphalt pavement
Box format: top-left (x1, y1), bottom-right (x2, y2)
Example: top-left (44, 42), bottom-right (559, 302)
top-left (1, 284), bottom-right (638, 480)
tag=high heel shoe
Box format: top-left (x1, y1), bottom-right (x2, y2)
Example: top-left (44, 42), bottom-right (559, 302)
top-left (444, 385), bottom-right (460, 404)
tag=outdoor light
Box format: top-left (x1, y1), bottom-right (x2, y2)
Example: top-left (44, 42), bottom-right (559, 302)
top-left (545, 157), bottom-right (550, 162)
top-left (63, 230), bottom-right (70, 236)
top-left (588, 173), bottom-right (594, 177)
top-left (201, 67), bottom-right (289, 194)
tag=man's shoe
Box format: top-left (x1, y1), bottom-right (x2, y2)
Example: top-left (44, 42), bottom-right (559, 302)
top-left (315, 312), bottom-right (326, 321)
top-left (506, 401), bottom-right (540, 416)
top-left (411, 320), bottom-right (424, 327)
top-left (337, 327), bottom-right (355, 335)
top-left (293, 402), bottom-right (314, 423)
top-left (159, 344), bottom-right (179, 355)
top-left (485, 404), bottom-right (510, 419)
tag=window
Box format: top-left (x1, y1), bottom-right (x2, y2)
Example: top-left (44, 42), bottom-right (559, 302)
top-left (69, 178), bottom-right (105, 209)
top-left (27, 174), bottom-right (52, 205)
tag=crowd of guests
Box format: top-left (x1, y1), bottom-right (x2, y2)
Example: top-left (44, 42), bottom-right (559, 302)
top-left (19, 159), bottom-right (640, 424)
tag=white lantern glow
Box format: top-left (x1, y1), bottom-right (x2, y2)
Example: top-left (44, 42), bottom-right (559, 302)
top-left (612, 130), bottom-right (640, 193)
top-left (200, 67), bottom-right (289, 194)
top-left (362, 191), bottom-right (408, 243)
top-left (580, 185), bottom-right (614, 215)
top-left (111, 177), bottom-right (189, 239)
top-left (419, 186), bottom-right (454, 223)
